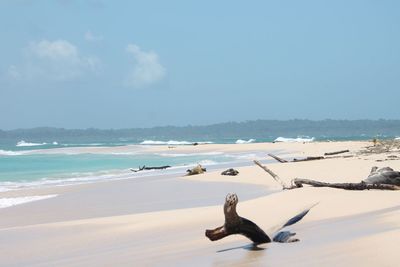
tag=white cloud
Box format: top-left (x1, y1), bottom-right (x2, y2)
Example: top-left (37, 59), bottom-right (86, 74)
top-left (84, 30), bottom-right (103, 42)
top-left (6, 65), bottom-right (22, 79)
top-left (7, 39), bottom-right (101, 82)
top-left (124, 44), bottom-right (166, 88)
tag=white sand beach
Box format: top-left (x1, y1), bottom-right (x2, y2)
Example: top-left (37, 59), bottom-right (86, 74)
top-left (0, 141), bottom-right (399, 266)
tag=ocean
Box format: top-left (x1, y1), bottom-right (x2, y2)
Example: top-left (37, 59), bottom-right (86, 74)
top-left (1, 119), bottom-right (399, 193)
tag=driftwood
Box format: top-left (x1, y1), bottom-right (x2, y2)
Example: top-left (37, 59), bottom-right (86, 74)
top-left (254, 160), bottom-right (290, 189)
top-left (255, 161), bottom-right (400, 191)
top-left (221, 168), bottom-right (239, 176)
top-left (267, 153), bottom-right (288, 163)
top-left (205, 193), bottom-right (313, 244)
top-left (291, 178), bottom-right (400, 190)
top-left (130, 165), bottom-right (171, 172)
top-left (186, 164), bottom-right (206, 176)
top-left (324, 150), bottom-right (350, 156)
top-left (268, 151), bottom-right (352, 163)
top-left (364, 166), bottom-right (400, 185)
top-left (292, 156), bottom-right (324, 162)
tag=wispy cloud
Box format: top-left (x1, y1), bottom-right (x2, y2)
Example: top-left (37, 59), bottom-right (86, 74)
top-left (124, 44), bottom-right (166, 88)
top-left (84, 30), bottom-right (103, 42)
top-left (6, 39), bottom-right (101, 82)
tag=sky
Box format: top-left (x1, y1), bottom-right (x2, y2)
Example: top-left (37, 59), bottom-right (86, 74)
top-left (0, 0), bottom-right (399, 129)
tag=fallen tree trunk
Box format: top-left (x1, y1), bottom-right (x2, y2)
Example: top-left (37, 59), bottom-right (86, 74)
top-left (324, 150), bottom-right (350, 156)
top-left (291, 178), bottom-right (400, 191)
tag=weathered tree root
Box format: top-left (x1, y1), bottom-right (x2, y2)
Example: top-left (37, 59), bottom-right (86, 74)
top-left (205, 193), bottom-right (312, 244)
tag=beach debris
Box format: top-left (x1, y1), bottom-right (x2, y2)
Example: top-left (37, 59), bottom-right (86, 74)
top-left (130, 165), bottom-right (171, 172)
top-left (254, 160), bottom-right (291, 189)
top-left (268, 151), bottom-right (352, 164)
top-left (364, 166), bottom-right (400, 185)
top-left (186, 164), bottom-right (206, 176)
top-left (255, 161), bottom-right (400, 190)
top-left (205, 193), bottom-right (313, 244)
top-left (324, 149), bottom-right (350, 156)
top-left (290, 178), bottom-right (400, 190)
top-left (221, 168), bottom-right (239, 176)
top-left (267, 153), bottom-right (288, 163)
top-left (359, 139), bottom-right (400, 155)
top-left (292, 156), bottom-right (325, 162)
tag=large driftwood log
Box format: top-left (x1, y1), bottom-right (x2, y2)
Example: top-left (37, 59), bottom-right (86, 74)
top-left (205, 193), bottom-right (313, 244)
top-left (255, 161), bottom-right (400, 190)
top-left (291, 178), bottom-right (400, 190)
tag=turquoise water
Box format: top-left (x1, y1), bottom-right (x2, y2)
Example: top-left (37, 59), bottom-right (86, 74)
top-left (0, 150), bottom-right (239, 191)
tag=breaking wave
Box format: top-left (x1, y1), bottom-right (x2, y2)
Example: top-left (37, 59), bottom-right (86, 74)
top-left (0, 150), bottom-right (29, 156)
top-left (140, 140), bottom-right (214, 145)
top-left (16, 140), bottom-right (47, 147)
top-left (274, 136), bottom-right (315, 143)
top-left (0, 194), bottom-right (58, 209)
top-left (235, 139), bottom-right (256, 144)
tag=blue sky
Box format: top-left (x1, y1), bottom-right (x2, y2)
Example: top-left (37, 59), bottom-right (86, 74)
top-left (1, 0), bottom-right (399, 129)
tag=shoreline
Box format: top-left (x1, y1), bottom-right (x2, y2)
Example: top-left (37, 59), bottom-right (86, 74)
top-left (1, 140), bottom-right (399, 266)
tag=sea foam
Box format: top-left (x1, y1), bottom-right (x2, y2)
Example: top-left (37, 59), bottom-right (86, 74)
top-left (235, 139), bottom-right (256, 144)
top-left (140, 140), bottom-right (213, 145)
top-left (0, 194), bottom-right (58, 209)
top-left (274, 136), bottom-right (315, 143)
top-left (16, 140), bottom-right (47, 147)
top-left (0, 150), bottom-right (28, 156)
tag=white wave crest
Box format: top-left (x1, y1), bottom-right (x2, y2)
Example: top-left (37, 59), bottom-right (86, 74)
top-left (395, 137), bottom-right (400, 140)
top-left (0, 194), bottom-right (58, 209)
top-left (52, 141), bottom-right (58, 145)
top-left (235, 139), bottom-right (256, 144)
top-left (274, 136), bottom-right (315, 143)
top-left (16, 140), bottom-right (47, 147)
top-left (140, 140), bottom-right (213, 145)
top-left (0, 149), bottom-right (29, 156)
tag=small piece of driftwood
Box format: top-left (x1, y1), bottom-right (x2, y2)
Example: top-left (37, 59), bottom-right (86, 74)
top-left (186, 164), bottom-right (206, 176)
top-left (221, 168), bottom-right (239, 176)
top-left (254, 160), bottom-right (290, 189)
top-left (324, 150), bottom-right (350, 156)
top-left (267, 153), bottom-right (288, 163)
top-left (205, 193), bottom-right (313, 244)
top-left (292, 156), bottom-right (324, 162)
top-left (130, 165), bottom-right (171, 172)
